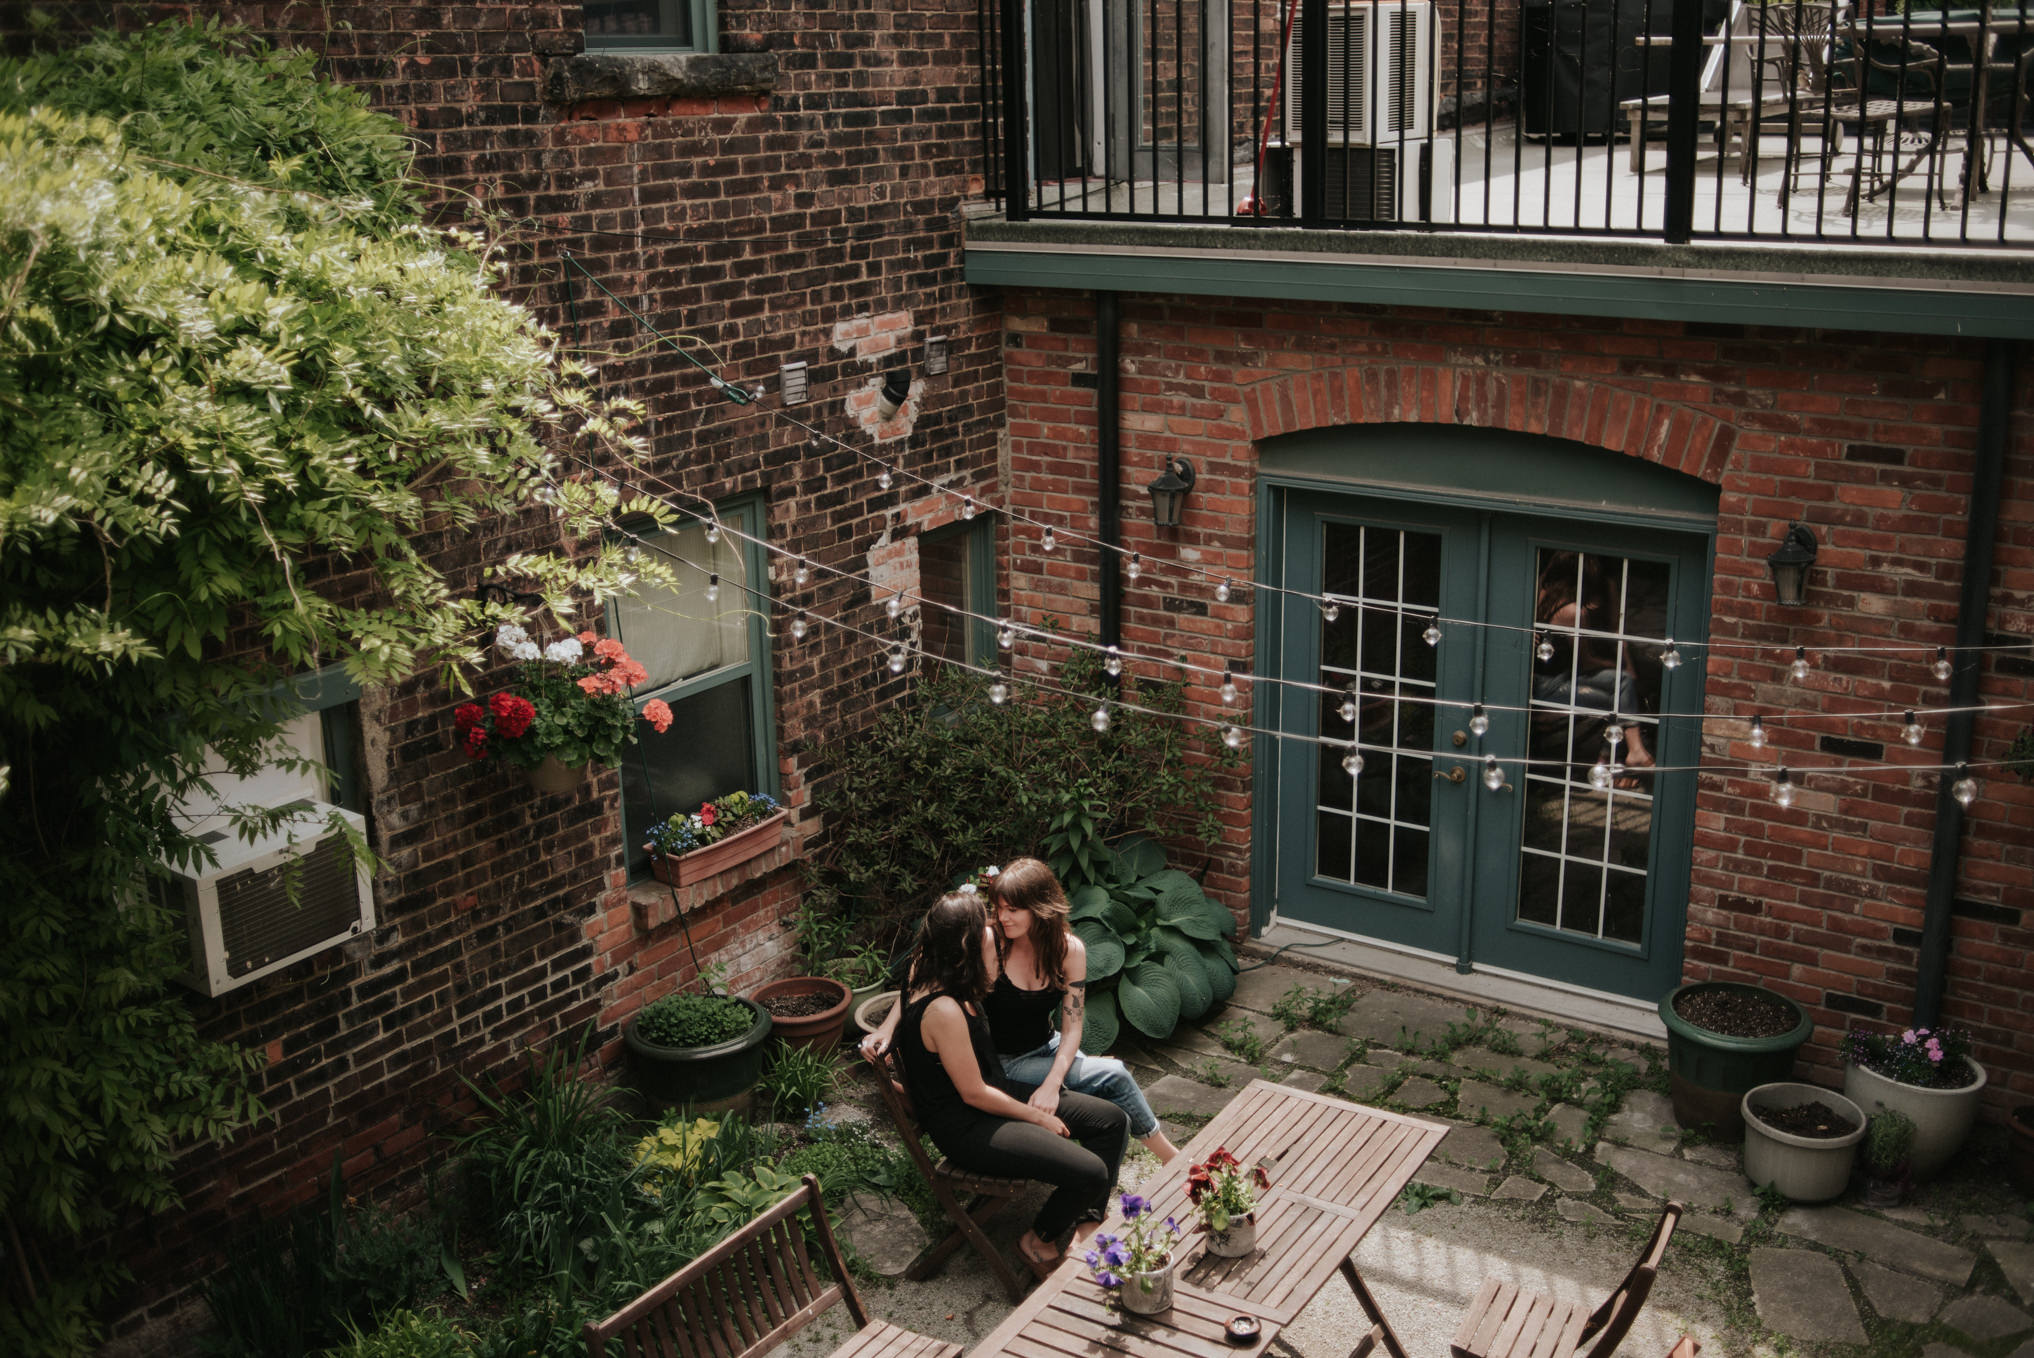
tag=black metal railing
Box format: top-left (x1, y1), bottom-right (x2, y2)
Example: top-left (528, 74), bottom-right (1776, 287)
top-left (979, 0), bottom-right (2034, 247)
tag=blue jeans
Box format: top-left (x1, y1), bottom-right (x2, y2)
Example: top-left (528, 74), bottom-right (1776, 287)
top-left (1000, 1033), bottom-right (1159, 1139)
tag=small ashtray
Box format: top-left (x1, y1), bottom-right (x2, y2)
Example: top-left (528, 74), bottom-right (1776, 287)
top-left (1225, 1315), bottom-right (1261, 1345)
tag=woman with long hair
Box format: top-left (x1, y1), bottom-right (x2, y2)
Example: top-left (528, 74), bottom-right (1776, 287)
top-left (888, 890), bottom-right (1129, 1277)
top-left (984, 857), bottom-right (1180, 1163)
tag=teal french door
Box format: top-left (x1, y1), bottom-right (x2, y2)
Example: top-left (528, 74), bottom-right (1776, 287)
top-left (1270, 491), bottom-right (1709, 1000)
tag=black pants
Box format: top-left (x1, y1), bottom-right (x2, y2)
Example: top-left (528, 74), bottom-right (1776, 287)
top-left (931, 1085), bottom-right (1129, 1241)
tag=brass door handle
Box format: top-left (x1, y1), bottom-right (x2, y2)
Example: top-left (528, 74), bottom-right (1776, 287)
top-left (1435, 765), bottom-right (1467, 784)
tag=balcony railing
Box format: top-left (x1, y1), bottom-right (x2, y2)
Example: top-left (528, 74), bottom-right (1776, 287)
top-left (975, 0), bottom-right (2034, 247)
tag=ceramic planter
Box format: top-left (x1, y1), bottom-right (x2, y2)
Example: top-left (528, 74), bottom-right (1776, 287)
top-left (1118, 1262), bottom-right (1175, 1316)
top-left (1741, 1082), bottom-right (1866, 1203)
top-left (523, 756), bottom-right (585, 794)
top-left (1841, 1057), bottom-right (1986, 1183)
top-left (623, 998), bottom-right (771, 1114)
top-left (1202, 1211), bottom-right (1257, 1258)
top-left (751, 975), bottom-right (852, 1052)
top-left (651, 810), bottom-right (788, 887)
top-left (1658, 981), bottom-right (1813, 1137)
top-left (854, 989), bottom-right (901, 1039)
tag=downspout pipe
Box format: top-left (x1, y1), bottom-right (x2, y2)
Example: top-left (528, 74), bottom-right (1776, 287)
top-left (1098, 292), bottom-right (1121, 649)
top-left (1913, 338), bottom-right (2015, 1027)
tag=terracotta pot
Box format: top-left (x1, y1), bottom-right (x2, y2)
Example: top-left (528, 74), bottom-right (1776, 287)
top-left (523, 756), bottom-right (585, 794)
top-left (650, 810), bottom-right (788, 887)
top-left (751, 975), bottom-right (852, 1052)
top-left (1203, 1211), bottom-right (1257, 1258)
top-left (1841, 1057), bottom-right (1986, 1183)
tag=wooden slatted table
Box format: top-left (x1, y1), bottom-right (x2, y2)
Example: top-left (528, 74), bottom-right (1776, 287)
top-left (968, 1080), bottom-right (1447, 1358)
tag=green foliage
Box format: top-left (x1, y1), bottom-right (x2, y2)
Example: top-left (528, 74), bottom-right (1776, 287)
top-left (629, 1116), bottom-right (723, 1202)
top-left (689, 1164), bottom-right (807, 1237)
top-left (757, 1044), bottom-right (839, 1119)
top-left (635, 993), bottom-right (756, 1049)
top-left (1397, 1182), bottom-right (1460, 1215)
top-left (776, 1116), bottom-right (913, 1203)
top-left (801, 651), bottom-right (1237, 957)
top-left (1193, 1059), bottom-right (1233, 1088)
top-left (328, 1310), bottom-right (477, 1358)
top-left (1268, 983), bottom-right (1357, 1032)
top-left (1862, 1109), bottom-right (1916, 1176)
top-left (1215, 1019), bottom-right (1266, 1064)
top-left (2005, 725), bottom-right (2034, 782)
top-left (1058, 833), bottom-right (1239, 1050)
top-left (0, 22), bottom-right (672, 1352)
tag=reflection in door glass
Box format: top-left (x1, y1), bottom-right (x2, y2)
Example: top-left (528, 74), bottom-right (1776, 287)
top-left (1519, 549), bottom-right (1670, 944)
top-left (1314, 524), bottom-right (1440, 899)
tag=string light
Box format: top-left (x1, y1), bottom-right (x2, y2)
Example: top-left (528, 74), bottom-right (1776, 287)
top-left (1536, 633), bottom-right (1555, 662)
top-left (886, 591), bottom-right (904, 621)
top-left (1322, 600), bottom-right (1340, 623)
top-left (1091, 701), bottom-right (1111, 732)
top-left (1220, 668), bottom-right (1238, 704)
top-left (705, 521), bottom-right (720, 546)
top-left (1605, 717), bottom-right (1624, 750)
top-left (1933, 646), bottom-right (1954, 681)
top-left (1662, 639), bottom-right (1682, 670)
top-left (1749, 714), bottom-right (1767, 749)
top-left (1222, 724), bottom-right (1243, 749)
top-left (989, 677), bottom-right (1010, 705)
top-left (878, 468), bottom-right (892, 490)
top-left (1104, 645), bottom-right (1123, 677)
top-left (1126, 552), bottom-right (1142, 581)
top-left (1903, 711), bottom-right (1924, 746)
top-left (1339, 693), bottom-right (1358, 725)
top-left (998, 621), bottom-right (1015, 649)
top-left (961, 496), bottom-right (976, 521)
top-left (1469, 703), bottom-right (1489, 738)
top-left (1216, 578), bottom-right (1232, 603)
top-left (1772, 766), bottom-right (1795, 808)
top-left (1589, 760), bottom-right (1616, 790)
top-left (790, 611), bottom-right (807, 641)
top-left (793, 559), bottom-right (809, 587)
top-left (705, 572), bottom-right (720, 604)
top-left (1952, 764), bottom-right (1978, 807)
top-left (1790, 646), bottom-right (1810, 682)
top-left (888, 645), bottom-right (907, 675)
top-left (1341, 745), bottom-right (1364, 776)
top-left (1483, 756), bottom-right (1505, 791)
top-left (1042, 527), bottom-right (1056, 553)
top-left (1423, 620), bottom-right (1443, 647)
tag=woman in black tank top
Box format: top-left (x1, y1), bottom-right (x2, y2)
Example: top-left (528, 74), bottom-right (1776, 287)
top-left (891, 891), bottom-right (1128, 1277)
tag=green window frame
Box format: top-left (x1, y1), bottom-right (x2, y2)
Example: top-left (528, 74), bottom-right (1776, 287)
top-left (918, 516), bottom-right (997, 667)
top-left (583, 0), bottom-right (719, 53)
top-left (609, 497), bottom-right (777, 879)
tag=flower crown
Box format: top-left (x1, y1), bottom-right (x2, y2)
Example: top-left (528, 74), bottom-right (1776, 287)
top-left (957, 864), bottom-right (1001, 896)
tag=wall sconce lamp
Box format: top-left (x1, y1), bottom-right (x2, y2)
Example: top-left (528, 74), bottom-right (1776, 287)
top-left (1145, 456), bottom-right (1197, 528)
top-left (875, 365), bottom-right (912, 421)
top-left (1766, 522), bottom-right (1818, 607)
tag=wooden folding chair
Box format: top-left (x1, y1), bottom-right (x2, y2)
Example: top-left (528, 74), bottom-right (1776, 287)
top-left (862, 1048), bottom-right (1036, 1301)
top-left (1449, 1201), bottom-right (1684, 1358)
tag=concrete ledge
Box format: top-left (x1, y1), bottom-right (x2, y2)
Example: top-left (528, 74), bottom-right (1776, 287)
top-left (544, 51), bottom-right (777, 105)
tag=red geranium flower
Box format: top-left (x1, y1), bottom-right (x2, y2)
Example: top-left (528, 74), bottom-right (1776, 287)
top-left (697, 802), bottom-right (718, 827)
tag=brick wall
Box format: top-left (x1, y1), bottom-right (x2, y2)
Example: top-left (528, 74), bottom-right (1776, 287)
top-left (999, 288), bottom-right (2034, 1113)
top-left (21, 2), bottom-right (1003, 1348)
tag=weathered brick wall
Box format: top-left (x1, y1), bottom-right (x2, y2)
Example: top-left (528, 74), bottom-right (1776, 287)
top-left (1001, 289), bottom-right (2034, 1112)
top-left (20, 2), bottom-right (1002, 1348)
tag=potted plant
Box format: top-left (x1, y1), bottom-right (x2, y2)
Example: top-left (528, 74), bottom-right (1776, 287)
top-left (455, 623), bottom-right (670, 792)
top-left (1657, 980), bottom-right (1813, 1137)
top-left (644, 790), bottom-right (787, 886)
top-left (1084, 1191), bottom-right (1183, 1317)
top-left (750, 974), bottom-right (853, 1053)
top-left (1185, 1146), bottom-right (1269, 1257)
top-left (1740, 1082), bottom-right (1866, 1203)
top-left (1858, 1108), bottom-right (1916, 1209)
top-left (623, 987), bottom-right (772, 1114)
top-left (793, 897), bottom-right (896, 1018)
top-left (1841, 1025), bottom-right (1985, 1182)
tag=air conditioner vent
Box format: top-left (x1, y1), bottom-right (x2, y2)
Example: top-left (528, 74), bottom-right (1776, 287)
top-left (1283, 1), bottom-right (1436, 146)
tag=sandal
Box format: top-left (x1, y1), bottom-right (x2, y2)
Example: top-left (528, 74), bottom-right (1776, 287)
top-left (1017, 1236), bottom-right (1062, 1281)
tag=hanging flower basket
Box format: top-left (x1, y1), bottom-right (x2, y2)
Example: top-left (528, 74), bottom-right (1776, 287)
top-left (454, 624), bottom-right (671, 790)
top-left (647, 792), bottom-right (786, 886)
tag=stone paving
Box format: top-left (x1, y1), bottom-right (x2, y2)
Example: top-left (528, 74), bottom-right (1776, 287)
top-left (826, 952), bottom-right (2034, 1357)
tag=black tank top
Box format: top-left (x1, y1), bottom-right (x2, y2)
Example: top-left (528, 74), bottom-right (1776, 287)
top-left (895, 992), bottom-right (1007, 1145)
top-left (982, 970), bottom-right (1061, 1056)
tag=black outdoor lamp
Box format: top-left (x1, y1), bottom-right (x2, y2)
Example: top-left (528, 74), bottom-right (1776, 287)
top-left (1765, 522), bottom-right (1818, 607)
top-left (1145, 456), bottom-right (1197, 528)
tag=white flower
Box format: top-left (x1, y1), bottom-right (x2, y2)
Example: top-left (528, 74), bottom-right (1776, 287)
top-left (495, 622), bottom-right (530, 650)
top-left (511, 641), bottom-right (540, 661)
top-left (959, 883), bottom-right (978, 896)
top-left (545, 637), bottom-right (583, 663)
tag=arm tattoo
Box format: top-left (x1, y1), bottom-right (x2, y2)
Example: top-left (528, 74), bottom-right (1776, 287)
top-left (1062, 983), bottom-right (1085, 1030)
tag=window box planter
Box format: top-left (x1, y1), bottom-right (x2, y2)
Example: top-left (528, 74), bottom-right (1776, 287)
top-left (650, 809), bottom-right (788, 887)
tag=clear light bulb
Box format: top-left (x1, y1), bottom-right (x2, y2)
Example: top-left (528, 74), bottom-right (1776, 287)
top-left (1042, 527), bottom-right (1056, 553)
top-left (793, 560), bottom-right (809, 587)
top-left (1342, 746), bottom-right (1364, 777)
top-left (1773, 768), bottom-right (1795, 808)
top-left (1483, 757), bottom-right (1505, 791)
top-left (1662, 639), bottom-right (1682, 670)
top-left (1605, 718), bottom-right (1624, 749)
top-left (1104, 646), bottom-right (1122, 677)
top-left (705, 573), bottom-right (720, 604)
top-left (1589, 760), bottom-right (1615, 791)
top-left (1091, 703), bottom-right (1110, 733)
top-left (1323, 601), bottom-right (1340, 623)
top-left (1222, 724), bottom-right (1243, 749)
top-left (1790, 646), bottom-right (1810, 683)
top-left (1952, 769), bottom-right (1978, 808)
top-left (961, 496), bottom-right (976, 521)
top-left (886, 592), bottom-right (904, 621)
top-left (1749, 714), bottom-right (1766, 748)
top-left (1339, 697), bottom-right (1358, 725)
top-left (1537, 633), bottom-right (1555, 663)
top-left (1126, 552), bottom-right (1142, 581)
top-left (989, 680), bottom-right (1010, 706)
top-left (1469, 703), bottom-right (1490, 738)
top-left (888, 646), bottom-right (906, 675)
top-left (1903, 711), bottom-right (1924, 746)
top-left (878, 468), bottom-right (892, 491)
top-left (705, 522), bottom-right (720, 545)
top-left (1933, 646), bottom-right (1953, 681)
top-left (1220, 669), bottom-right (1238, 704)
top-left (790, 612), bottom-right (807, 641)
top-left (1424, 622), bottom-right (1443, 647)
top-left (1216, 579), bottom-right (1232, 604)
top-left (998, 622), bottom-right (1015, 650)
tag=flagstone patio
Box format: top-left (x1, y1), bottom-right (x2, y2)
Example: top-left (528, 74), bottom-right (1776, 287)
top-left (810, 951), bottom-right (2034, 1358)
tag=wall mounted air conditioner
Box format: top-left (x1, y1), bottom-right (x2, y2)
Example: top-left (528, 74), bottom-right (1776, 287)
top-left (170, 801), bottom-right (373, 996)
top-left (1314, 138), bottom-right (1455, 223)
top-left (1283, 0), bottom-right (1436, 146)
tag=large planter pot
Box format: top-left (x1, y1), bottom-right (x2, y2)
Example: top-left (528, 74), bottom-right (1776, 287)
top-left (523, 756), bottom-right (586, 794)
top-left (752, 976), bottom-right (852, 1052)
top-left (624, 998), bottom-right (771, 1114)
top-left (2009, 1107), bottom-right (2034, 1196)
top-left (1841, 1057), bottom-right (1986, 1183)
top-left (1659, 981), bottom-right (1813, 1138)
top-left (1741, 1082), bottom-right (1867, 1203)
top-left (651, 810), bottom-right (789, 887)
top-left (1118, 1262), bottom-right (1175, 1317)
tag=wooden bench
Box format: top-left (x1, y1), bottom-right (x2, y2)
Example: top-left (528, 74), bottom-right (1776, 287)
top-left (583, 1173), bottom-right (961, 1358)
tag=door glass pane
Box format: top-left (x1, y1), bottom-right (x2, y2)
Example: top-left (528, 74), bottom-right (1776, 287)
top-left (1315, 523), bottom-right (1441, 899)
top-left (1518, 549), bottom-right (1671, 945)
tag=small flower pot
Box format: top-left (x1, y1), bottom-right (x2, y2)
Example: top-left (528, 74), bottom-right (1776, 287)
top-left (523, 756), bottom-right (585, 794)
top-left (1841, 1057), bottom-right (1986, 1183)
top-left (1741, 1081), bottom-right (1866, 1204)
top-left (854, 989), bottom-right (901, 1039)
top-left (751, 975), bottom-right (852, 1052)
top-left (1203, 1212), bottom-right (1257, 1258)
top-left (651, 810), bottom-right (788, 886)
top-left (1118, 1262), bottom-right (1175, 1317)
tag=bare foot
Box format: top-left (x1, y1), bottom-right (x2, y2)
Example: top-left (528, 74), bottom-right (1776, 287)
top-left (1143, 1130), bottom-right (1182, 1165)
top-left (1018, 1231), bottom-right (1062, 1280)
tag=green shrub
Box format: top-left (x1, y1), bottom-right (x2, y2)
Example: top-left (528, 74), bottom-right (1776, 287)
top-left (776, 1116), bottom-right (912, 1202)
top-left (758, 1045), bottom-right (838, 1119)
top-left (629, 1115), bottom-right (723, 1203)
top-left (329, 1309), bottom-right (476, 1358)
top-left (636, 993), bottom-right (755, 1048)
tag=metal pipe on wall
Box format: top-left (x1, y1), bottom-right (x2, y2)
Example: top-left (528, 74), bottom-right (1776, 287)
top-left (1098, 291), bottom-right (1121, 649)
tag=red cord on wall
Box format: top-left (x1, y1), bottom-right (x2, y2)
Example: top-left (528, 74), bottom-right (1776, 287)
top-left (1240, 0), bottom-right (1300, 216)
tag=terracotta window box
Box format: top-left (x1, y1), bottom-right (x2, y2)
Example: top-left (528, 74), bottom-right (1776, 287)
top-left (650, 810), bottom-right (789, 887)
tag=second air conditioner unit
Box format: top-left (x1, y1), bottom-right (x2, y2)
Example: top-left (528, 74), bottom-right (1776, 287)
top-left (1283, 0), bottom-right (1436, 146)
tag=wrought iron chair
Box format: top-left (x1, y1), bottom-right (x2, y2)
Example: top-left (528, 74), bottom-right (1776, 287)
top-left (1786, 21), bottom-right (1953, 215)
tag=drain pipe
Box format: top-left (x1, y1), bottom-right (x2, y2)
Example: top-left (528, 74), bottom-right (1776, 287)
top-left (1913, 338), bottom-right (2015, 1028)
top-left (1098, 292), bottom-right (1122, 649)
